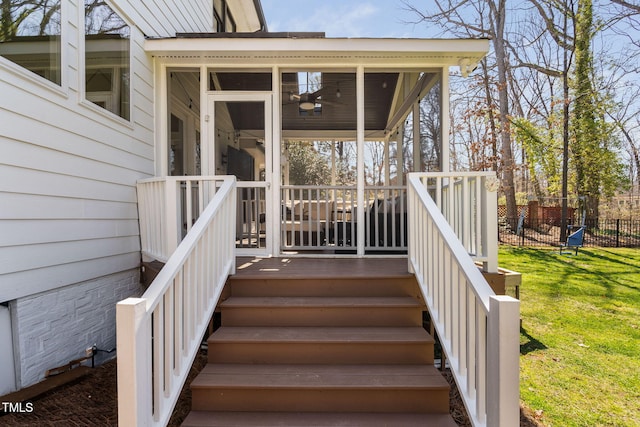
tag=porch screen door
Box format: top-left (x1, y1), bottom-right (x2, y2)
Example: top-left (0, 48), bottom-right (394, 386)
top-left (208, 93), bottom-right (273, 256)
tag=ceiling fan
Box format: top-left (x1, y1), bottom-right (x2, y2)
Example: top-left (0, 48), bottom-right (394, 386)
top-left (288, 90), bottom-right (324, 110)
top-left (284, 72), bottom-right (342, 111)
top-left (287, 84), bottom-right (344, 111)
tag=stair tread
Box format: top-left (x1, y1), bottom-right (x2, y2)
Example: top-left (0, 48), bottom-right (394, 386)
top-left (182, 411), bottom-right (457, 426)
top-left (221, 296), bottom-right (424, 308)
top-left (186, 269), bottom-right (452, 422)
top-left (191, 364), bottom-right (450, 389)
top-left (209, 326), bottom-right (434, 344)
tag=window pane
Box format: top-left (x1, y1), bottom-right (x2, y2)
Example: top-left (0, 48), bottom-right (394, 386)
top-left (170, 114), bottom-right (184, 176)
top-left (0, 0), bottom-right (62, 85)
top-left (209, 71), bottom-right (272, 91)
top-left (85, 0), bottom-right (130, 120)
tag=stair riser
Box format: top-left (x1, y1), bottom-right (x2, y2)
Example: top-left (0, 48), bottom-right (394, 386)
top-left (182, 411), bottom-right (459, 427)
top-left (221, 307), bottom-right (423, 327)
top-left (208, 342), bottom-right (434, 364)
top-left (228, 278), bottom-right (421, 298)
top-left (188, 261), bottom-right (453, 424)
top-left (191, 388), bottom-right (449, 413)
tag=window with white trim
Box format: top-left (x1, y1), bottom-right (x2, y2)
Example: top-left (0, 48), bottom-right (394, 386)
top-left (84, 0), bottom-right (130, 120)
top-left (0, 0), bottom-right (62, 85)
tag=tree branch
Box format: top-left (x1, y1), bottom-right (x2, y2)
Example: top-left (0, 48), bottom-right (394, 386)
top-left (610, 0), bottom-right (640, 12)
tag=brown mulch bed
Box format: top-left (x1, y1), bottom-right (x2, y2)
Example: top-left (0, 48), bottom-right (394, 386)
top-left (1, 353), bottom-right (541, 426)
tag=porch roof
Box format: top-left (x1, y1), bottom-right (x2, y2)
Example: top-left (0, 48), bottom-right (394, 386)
top-left (144, 34), bottom-right (489, 69)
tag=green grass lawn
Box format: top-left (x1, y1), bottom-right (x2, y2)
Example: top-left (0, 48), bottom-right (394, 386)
top-left (498, 247), bottom-right (640, 427)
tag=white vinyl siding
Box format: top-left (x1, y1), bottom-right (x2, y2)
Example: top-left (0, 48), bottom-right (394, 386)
top-left (0, 0), bottom-right (261, 298)
top-left (0, 0), bottom-right (218, 302)
top-left (113, 0), bottom-right (214, 37)
top-left (0, 0), bottom-right (262, 390)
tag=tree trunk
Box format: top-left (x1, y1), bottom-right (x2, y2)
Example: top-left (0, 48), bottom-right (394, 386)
top-left (489, 0), bottom-right (518, 225)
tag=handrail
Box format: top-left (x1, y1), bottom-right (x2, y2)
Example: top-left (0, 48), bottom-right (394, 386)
top-left (416, 172), bottom-right (498, 272)
top-left (137, 176), bottom-right (222, 262)
top-left (407, 172), bottom-right (520, 427)
top-left (117, 176), bottom-right (237, 426)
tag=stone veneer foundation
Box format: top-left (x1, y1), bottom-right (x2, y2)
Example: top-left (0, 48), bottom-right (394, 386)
top-left (10, 269), bottom-right (142, 388)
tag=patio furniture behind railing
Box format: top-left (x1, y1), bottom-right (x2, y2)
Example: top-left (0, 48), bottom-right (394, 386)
top-left (280, 185), bottom-right (408, 253)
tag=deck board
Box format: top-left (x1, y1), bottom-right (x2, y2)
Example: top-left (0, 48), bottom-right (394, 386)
top-left (234, 257), bottom-right (410, 279)
top-left (210, 326), bottom-right (433, 343)
top-left (192, 364), bottom-right (449, 389)
top-left (220, 296), bottom-right (423, 308)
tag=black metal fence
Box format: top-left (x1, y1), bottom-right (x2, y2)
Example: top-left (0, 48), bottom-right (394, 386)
top-left (499, 218), bottom-right (640, 248)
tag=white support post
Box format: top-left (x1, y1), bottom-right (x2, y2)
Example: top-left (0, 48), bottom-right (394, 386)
top-left (331, 141), bottom-right (337, 187)
top-left (200, 65), bottom-right (210, 176)
top-left (117, 298), bottom-right (151, 427)
top-left (407, 180), bottom-right (415, 274)
top-left (487, 296), bottom-right (521, 427)
top-left (229, 178), bottom-right (238, 275)
top-left (413, 100), bottom-right (421, 172)
top-left (157, 63), bottom-right (169, 177)
top-left (165, 178), bottom-right (179, 255)
top-left (356, 66), bottom-right (365, 256)
top-left (441, 68), bottom-right (450, 173)
top-left (271, 66), bottom-right (281, 255)
top-left (482, 176), bottom-right (499, 272)
top-left (384, 134), bottom-right (391, 186)
top-left (397, 129), bottom-right (404, 184)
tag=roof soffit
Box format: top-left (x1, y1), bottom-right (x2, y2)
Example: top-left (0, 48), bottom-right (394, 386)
top-left (145, 37), bottom-right (489, 68)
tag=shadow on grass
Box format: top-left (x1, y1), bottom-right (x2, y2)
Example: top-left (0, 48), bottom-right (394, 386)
top-left (504, 247), bottom-right (638, 300)
top-left (556, 249), bottom-right (639, 297)
top-left (520, 327), bottom-right (547, 355)
top-left (582, 248), bottom-right (640, 271)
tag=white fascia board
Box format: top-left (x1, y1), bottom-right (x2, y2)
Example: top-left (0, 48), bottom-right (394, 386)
top-left (145, 37), bottom-right (489, 68)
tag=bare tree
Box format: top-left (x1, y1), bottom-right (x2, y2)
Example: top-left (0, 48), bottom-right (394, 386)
top-left (403, 0), bottom-right (520, 224)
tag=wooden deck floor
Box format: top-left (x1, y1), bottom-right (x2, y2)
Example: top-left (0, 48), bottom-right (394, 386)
top-left (234, 257), bottom-right (411, 279)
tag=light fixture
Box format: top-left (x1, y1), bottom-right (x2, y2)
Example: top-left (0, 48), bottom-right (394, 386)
top-left (458, 58), bottom-right (476, 78)
top-left (299, 100), bottom-right (316, 110)
top-left (297, 92), bottom-right (317, 110)
top-left (336, 83), bottom-right (341, 99)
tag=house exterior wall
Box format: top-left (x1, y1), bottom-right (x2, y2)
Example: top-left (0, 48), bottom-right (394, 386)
top-left (0, 0), bottom-right (261, 390)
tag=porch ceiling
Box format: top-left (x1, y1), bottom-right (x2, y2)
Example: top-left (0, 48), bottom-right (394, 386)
top-left (214, 71), bottom-right (402, 134)
top-left (152, 35), bottom-right (489, 139)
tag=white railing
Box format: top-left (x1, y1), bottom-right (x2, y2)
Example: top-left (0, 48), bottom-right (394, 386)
top-left (417, 172), bottom-right (498, 272)
top-left (138, 177), bottom-right (268, 256)
top-left (365, 186), bottom-right (407, 251)
top-left (236, 183), bottom-right (267, 250)
top-left (117, 176), bottom-right (237, 426)
top-left (137, 176), bottom-right (222, 262)
top-left (281, 185), bottom-right (407, 252)
top-left (407, 172), bottom-right (519, 427)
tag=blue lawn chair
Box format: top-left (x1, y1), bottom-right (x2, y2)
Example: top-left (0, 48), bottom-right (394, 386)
top-left (560, 226), bottom-right (586, 255)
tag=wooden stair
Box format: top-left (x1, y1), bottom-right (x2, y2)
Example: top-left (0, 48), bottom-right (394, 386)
top-left (182, 270), bottom-right (456, 426)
